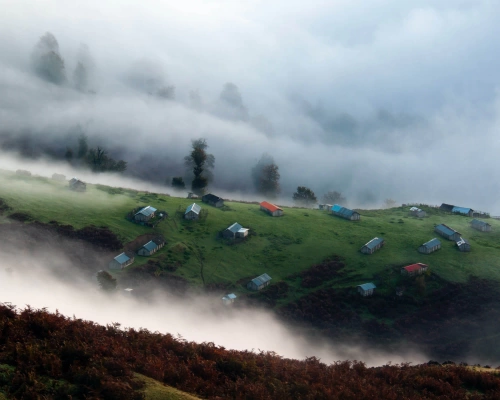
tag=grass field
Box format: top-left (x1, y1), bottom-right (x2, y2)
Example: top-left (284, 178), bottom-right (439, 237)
top-left (136, 373), bottom-right (200, 400)
top-left (2, 169), bottom-right (500, 301)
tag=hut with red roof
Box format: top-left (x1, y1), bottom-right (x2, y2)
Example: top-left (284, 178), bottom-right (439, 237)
top-left (401, 263), bottom-right (428, 277)
top-left (260, 201), bottom-right (284, 217)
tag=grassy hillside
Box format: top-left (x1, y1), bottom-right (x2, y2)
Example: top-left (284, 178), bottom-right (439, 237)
top-left (136, 374), bottom-right (201, 400)
top-left (2, 169), bottom-right (500, 299)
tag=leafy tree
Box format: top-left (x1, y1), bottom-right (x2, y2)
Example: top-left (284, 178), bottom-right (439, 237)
top-left (184, 139), bottom-right (215, 195)
top-left (171, 176), bottom-right (186, 189)
top-left (252, 153), bottom-right (280, 198)
top-left (322, 191), bottom-right (346, 205)
top-left (87, 147), bottom-right (127, 173)
top-left (293, 186), bottom-right (317, 206)
top-left (96, 270), bottom-right (116, 291)
top-left (31, 32), bottom-right (66, 84)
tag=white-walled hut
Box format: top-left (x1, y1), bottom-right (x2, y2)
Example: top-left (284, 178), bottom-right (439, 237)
top-left (260, 201), bottom-right (284, 217)
top-left (109, 253), bottom-right (134, 270)
top-left (331, 204), bottom-right (360, 221)
top-left (137, 237), bottom-right (165, 256)
top-left (222, 293), bottom-right (237, 305)
top-left (401, 263), bottom-right (428, 276)
top-left (247, 273), bottom-right (272, 291)
top-left (69, 177), bottom-right (86, 192)
top-left (434, 224), bottom-right (461, 241)
top-left (202, 193), bottom-right (224, 208)
top-left (418, 238), bottom-right (441, 254)
top-left (185, 203), bottom-right (201, 220)
top-left (471, 219), bottom-right (492, 232)
top-left (409, 207), bottom-right (427, 218)
top-left (223, 222), bottom-right (249, 239)
top-left (134, 206), bottom-right (157, 222)
top-left (357, 283), bottom-right (376, 296)
top-left (456, 237), bottom-right (471, 252)
top-left (360, 237), bottom-right (385, 254)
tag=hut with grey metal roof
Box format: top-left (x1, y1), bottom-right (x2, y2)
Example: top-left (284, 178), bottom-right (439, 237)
top-left (418, 238), bottom-right (441, 254)
top-left (409, 207), bottom-right (426, 218)
top-left (69, 177), bottom-right (86, 192)
top-left (223, 222), bottom-right (249, 239)
top-left (357, 283), bottom-right (376, 296)
top-left (137, 237), bottom-right (165, 256)
top-left (456, 237), bottom-right (471, 252)
top-left (222, 293), bottom-right (237, 305)
top-left (185, 203), bottom-right (201, 220)
top-left (247, 273), bottom-right (272, 291)
top-left (452, 206), bottom-right (474, 217)
top-left (202, 193), bottom-right (224, 208)
top-left (109, 252), bottom-right (134, 270)
top-left (331, 204), bottom-right (360, 221)
top-left (134, 206), bottom-right (157, 222)
top-left (434, 224), bottom-right (461, 241)
top-left (471, 219), bottom-right (492, 232)
top-left (360, 237), bottom-right (385, 254)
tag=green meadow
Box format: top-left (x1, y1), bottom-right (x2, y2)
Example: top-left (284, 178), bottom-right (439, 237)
top-left (2, 169), bottom-right (500, 300)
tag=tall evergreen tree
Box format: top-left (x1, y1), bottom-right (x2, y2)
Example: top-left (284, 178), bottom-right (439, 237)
top-left (184, 139), bottom-right (215, 195)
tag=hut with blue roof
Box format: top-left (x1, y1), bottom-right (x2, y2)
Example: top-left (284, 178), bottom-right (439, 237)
top-left (109, 252), bottom-right (134, 270)
top-left (137, 237), bottom-right (166, 256)
top-left (360, 237), bottom-right (385, 254)
top-left (222, 293), bottom-right (237, 305)
top-left (185, 203), bottom-right (201, 220)
top-left (331, 204), bottom-right (360, 221)
top-left (418, 238), bottom-right (441, 254)
top-left (471, 219), bottom-right (492, 232)
top-left (357, 283), bottom-right (376, 296)
top-left (134, 205), bottom-right (157, 222)
top-left (434, 224), bottom-right (461, 241)
top-left (223, 222), bottom-right (249, 239)
top-left (247, 273), bottom-right (272, 291)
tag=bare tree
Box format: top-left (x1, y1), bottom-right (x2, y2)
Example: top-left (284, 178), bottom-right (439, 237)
top-left (322, 191), bottom-right (346, 205)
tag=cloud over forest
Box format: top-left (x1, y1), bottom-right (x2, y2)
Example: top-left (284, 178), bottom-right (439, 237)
top-left (1, 0), bottom-right (500, 210)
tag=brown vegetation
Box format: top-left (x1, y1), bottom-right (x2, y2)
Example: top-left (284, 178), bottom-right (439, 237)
top-left (1, 304), bottom-right (500, 399)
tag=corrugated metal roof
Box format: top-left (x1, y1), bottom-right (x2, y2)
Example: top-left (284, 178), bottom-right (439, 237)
top-left (251, 273), bottom-right (272, 286)
top-left (363, 237), bottom-right (384, 250)
top-left (260, 201), bottom-right (282, 212)
top-left (331, 204), bottom-right (356, 217)
top-left (227, 293), bottom-right (237, 299)
top-left (403, 263), bottom-right (428, 272)
top-left (452, 206), bottom-right (472, 215)
top-left (423, 238), bottom-right (441, 248)
top-left (114, 253), bottom-right (130, 264)
top-left (456, 237), bottom-right (469, 246)
top-left (435, 224), bottom-right (458, 236)
top-left (227, 222), bottom-right (243, 233)
top-left (136, 205), bottom-right (157, 217)
top-left (203, 193), bottom-right (223, 202)
top-left (142, 240), bottom-right (157, 252)
top-left (185, 203), bottom-right (201, 214)
top-left (472, 219), bottom-right (490, 227)
top-left (358, 283), bottom-right (376, 291)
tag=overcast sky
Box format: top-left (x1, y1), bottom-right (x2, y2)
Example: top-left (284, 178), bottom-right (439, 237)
top-left (1, 0), bottom-right (500, 210)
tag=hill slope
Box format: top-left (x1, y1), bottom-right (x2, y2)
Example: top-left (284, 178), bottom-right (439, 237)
top-left (1, 304), bottom-right (500, 399)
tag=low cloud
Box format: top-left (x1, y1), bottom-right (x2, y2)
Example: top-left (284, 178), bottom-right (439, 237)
top-left (0, 245), bottom-right (427, 367)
